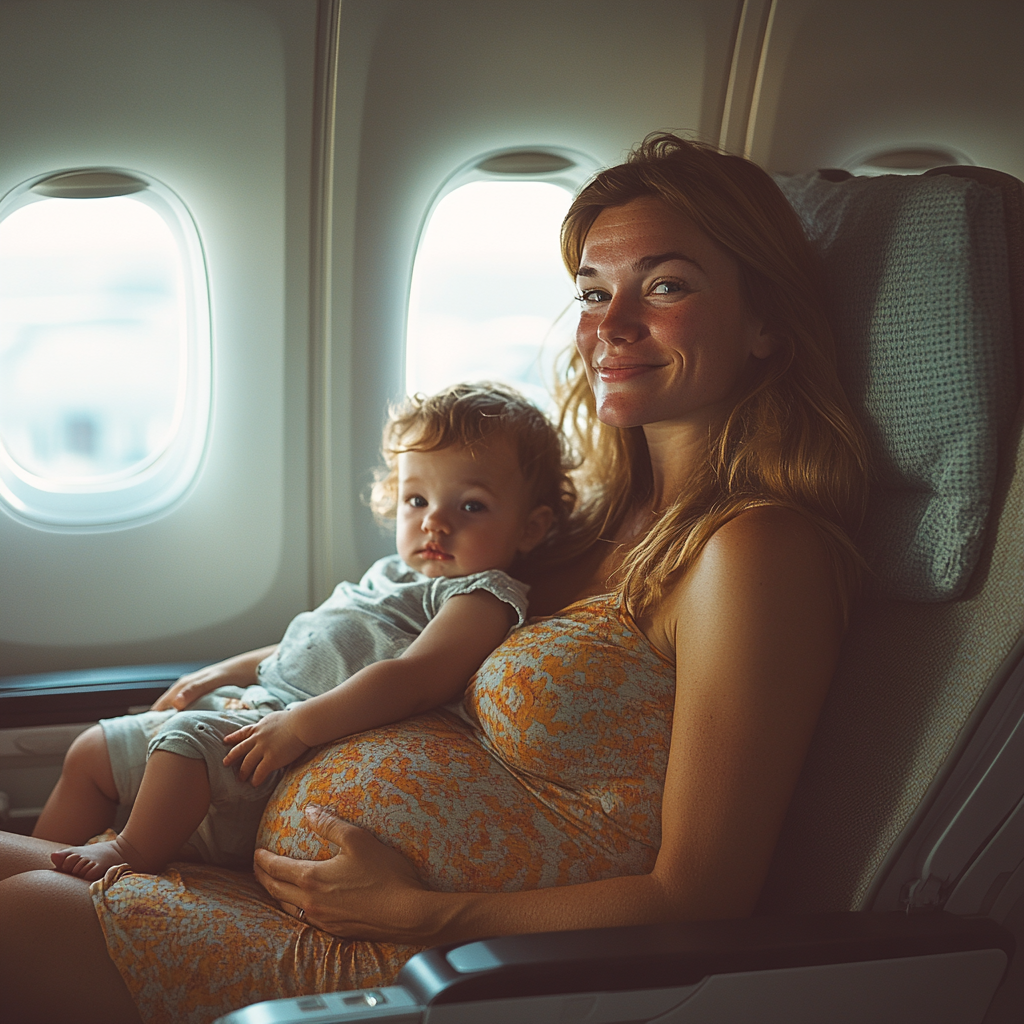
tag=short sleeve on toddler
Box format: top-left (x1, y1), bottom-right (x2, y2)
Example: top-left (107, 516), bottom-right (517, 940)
top-left (421, 568), bottom-right (530, 628)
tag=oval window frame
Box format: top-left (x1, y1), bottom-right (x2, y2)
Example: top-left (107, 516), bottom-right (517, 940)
top-left (0, 168), bottom-right (212, 529)
top-left (404, 145), bottom-right (599, 401)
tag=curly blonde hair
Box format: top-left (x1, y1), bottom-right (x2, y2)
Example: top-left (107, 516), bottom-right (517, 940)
top-left (371, 383), bottom-right (576, 553)
top-left (557, 133), bottom-right (871, 621)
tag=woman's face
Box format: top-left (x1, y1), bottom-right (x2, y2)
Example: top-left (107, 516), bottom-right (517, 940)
top-left (574, 197), bottom-right (774, 434)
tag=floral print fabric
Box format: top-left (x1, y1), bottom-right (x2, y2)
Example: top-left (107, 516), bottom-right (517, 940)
top-left (90, 595), bottom-right (676, 1024)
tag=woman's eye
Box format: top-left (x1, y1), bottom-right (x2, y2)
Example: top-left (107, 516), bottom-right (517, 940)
top-left (650, 280), bottom-right (684, 296)
top-left (462, 500), bottom-right (487, 513)
top-left (575, 288), bottom-right (610, 305)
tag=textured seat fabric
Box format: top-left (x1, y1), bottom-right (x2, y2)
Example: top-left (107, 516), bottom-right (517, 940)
top-left (774, 171), bottom-right (1016, 602)
top-left (758, 169), bottom-right (1024, 915)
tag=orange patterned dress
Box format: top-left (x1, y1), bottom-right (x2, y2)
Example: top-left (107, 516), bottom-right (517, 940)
top-left (90, 595), bottom-right (676, 1024)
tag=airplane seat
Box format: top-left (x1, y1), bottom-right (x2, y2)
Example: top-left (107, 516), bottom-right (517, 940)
top-left (757, 163), bottom-right (1024, 920)
top-left (217, 167), bottom-right (1024, 1023)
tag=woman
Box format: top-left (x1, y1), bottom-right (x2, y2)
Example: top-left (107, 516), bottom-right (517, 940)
top-left (0, 134), bottom-right (869, 1024)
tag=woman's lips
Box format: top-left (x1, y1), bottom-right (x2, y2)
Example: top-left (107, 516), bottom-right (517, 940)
top-left (594, 363), bottom-right (656, 382)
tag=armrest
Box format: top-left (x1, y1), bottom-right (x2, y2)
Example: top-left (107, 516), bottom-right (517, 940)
top-left (216, 911), bottom-right (1013, 1024)
top-left (399, 910), bottom-right (1013, 1004)
top-left (0, 663), bottom-right (207, 727)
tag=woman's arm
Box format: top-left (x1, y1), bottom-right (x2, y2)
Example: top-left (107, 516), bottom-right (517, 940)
top-left (642, 506), bottom-right (842, 920)
top-left (255, 508), bottom-right (843, 942)
top-left (254, 806), bottom-right (693, 943)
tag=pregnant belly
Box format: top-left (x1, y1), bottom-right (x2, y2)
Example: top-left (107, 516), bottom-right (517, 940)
top-left (255, 710), bottom-right (637, 892)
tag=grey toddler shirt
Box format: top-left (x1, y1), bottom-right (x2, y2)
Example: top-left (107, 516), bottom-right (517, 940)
top-left (256, 554), bottom-right (530, 704)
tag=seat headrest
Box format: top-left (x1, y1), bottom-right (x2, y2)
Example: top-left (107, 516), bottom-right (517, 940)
top-left (775, 171), bottom-right (1017, 601)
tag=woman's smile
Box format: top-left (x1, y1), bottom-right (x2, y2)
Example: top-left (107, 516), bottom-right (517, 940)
top-left (592, 359), bottom-right (665, 382)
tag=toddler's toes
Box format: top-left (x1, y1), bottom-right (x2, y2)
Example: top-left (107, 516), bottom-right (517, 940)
top-left (52, 847), bottom-right (89, 878)
top-left (68, 852), bottom-right (98, 880)
top-left (51, 841), bottom-right (125, 882)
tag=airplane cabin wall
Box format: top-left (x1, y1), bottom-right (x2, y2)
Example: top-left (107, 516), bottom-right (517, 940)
top-left (0, 0), bottom-right (318, 675)
top-left (1, 0), bottom-right (1021, 677)
top-left (746, 0), bottom-right (1024, 179)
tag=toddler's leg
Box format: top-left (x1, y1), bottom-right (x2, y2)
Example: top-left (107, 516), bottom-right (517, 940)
top-left (33, 725), bottom-right (119, 845)
top-left (51, 751), bottom-right (211, 881)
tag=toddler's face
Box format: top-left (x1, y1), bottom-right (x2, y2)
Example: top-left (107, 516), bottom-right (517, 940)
top-left (396, 441), bottom-right (552, 578)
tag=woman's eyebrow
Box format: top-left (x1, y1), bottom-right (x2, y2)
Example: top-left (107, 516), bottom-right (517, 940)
top-left (632, 251), bottom-right (705, 273)
top-left (576, 251), bottom-right (705, 278)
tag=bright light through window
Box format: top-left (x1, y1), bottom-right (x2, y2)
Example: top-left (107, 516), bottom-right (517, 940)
top-left (0, 195), bottom-right (183, 482)
top-left (406, 181), bottom-right (577, 412)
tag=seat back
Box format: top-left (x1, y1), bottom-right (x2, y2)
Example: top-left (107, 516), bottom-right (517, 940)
top-left (757, 166), bottom-right (1024, 915)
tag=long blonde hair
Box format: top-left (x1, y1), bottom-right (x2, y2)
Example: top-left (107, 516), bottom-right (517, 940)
top-left (558, 134), bottom-right (870, 621)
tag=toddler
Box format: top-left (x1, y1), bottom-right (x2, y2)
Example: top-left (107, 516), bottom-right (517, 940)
top-left (36, 383), bottom-right (574, 880)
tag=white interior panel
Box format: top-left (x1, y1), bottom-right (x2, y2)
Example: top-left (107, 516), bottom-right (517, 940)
top-left (748, 0), bottom-right (1024, 178)
top-left (0, 0), bottom-right (315, 672)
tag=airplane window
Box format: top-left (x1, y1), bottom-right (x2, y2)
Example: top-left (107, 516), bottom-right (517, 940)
top-left (0, 196), bottom-right (180, 479)
top-left (406, 180), bottom-right (577, 413)
top-left (0, 171), bottom-right (210, 527)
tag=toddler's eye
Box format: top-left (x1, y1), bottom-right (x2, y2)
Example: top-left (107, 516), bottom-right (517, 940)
top-left (462, 500), bottom-right (487, 513)
top-left (406, 495), bottom-right (428, 508)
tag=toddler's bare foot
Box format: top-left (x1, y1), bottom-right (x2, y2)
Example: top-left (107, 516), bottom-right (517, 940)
top-left (51, 835), bottom-right (161, 881)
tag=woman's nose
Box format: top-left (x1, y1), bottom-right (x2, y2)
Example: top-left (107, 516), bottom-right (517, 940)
top-left (596, 293), bottom-right (642, 345)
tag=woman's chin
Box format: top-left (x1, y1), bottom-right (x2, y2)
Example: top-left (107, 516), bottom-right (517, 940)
top-left (593, 383), bottom-right (673, 429)
top-left (595, 404), bottom-right (648, 430)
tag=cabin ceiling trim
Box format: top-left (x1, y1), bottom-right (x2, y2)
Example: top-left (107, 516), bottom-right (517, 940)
top-left (718, 0), bottom-right (775, 158)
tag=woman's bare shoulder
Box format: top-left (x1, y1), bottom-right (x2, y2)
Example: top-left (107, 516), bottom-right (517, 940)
top-left (645, 504), bottom-right (839, 659)
top-left (705, 503), bottom-right (832, 567)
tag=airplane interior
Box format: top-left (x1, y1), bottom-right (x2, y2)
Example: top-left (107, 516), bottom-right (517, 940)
top-left (0, 1), bottom-right (1022, 1022)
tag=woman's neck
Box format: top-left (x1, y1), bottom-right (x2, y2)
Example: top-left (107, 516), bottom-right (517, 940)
top-left (642, 420), bottom-right (710, 511)
top-left (526, 417), bottom-right (718, 616)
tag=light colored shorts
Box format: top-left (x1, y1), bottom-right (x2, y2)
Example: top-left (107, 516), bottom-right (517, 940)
top-left (100, 685), bottom-right (288, 868)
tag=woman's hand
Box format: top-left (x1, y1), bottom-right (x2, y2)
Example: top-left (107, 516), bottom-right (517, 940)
top-left (223, 712), bottom-right (310, 786)
top-left (151, 646), bottom-right (277, 711)
top-left (253, 805), bottom-right (434, 943)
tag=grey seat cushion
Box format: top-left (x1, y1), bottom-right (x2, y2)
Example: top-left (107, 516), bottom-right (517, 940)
top-left (774, 171), bottom-right (1016, 601)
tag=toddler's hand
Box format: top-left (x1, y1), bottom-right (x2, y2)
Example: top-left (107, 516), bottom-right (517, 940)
top-left (223, 712), bottom-right (310, 787)
top-left (152, 647), bottom-right (274, 711)
top-left (153, 663), bottom-right (240, 711)
top-left (152, 670), bottom-right (219, 712)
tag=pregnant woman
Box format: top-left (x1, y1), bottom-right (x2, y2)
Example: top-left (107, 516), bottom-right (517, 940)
top-left (0, 133), bottom-right (869, 1024)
